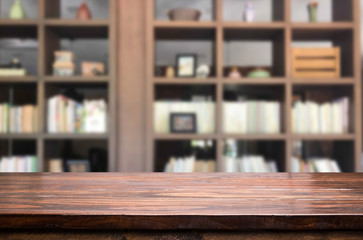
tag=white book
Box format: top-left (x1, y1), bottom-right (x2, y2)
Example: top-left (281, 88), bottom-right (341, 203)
top-left (311, 158), bottom-right (332, 172)
top-left (184, 156), bottom-right (195, 172)
top-left (330, 160), bottom-right (341, 173)
top-left (224, 156), bottom-right (237, 172)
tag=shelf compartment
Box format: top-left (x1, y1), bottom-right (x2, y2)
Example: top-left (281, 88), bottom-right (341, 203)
top-left (44, 26), bottom-right (108, 75)
top-left (44, 139), bottom-right (108, 172)
top-left (223, 0), bottom-right (284, 22)
top-left (0, 139), bottom-right (38, 172)
top-left (154, 27), bottom-right (216, 78)
top-left (292, 28), bottom-right (354, 78)
top-left (291, 0), bottom-right (353, 23)
top-left (154, 0), bottom-right (216, 21)
top-left (223, 27), bottom-right (285, 78)
top-left (45, 0), bottom-right (109, 20)
top-left (292, 85), bottom-right (354, 134)
top-left (154, 139), bottom-right (216, 172)
top-left (223, 84), bottom-right (285, 134)
top-left (222, 139), bottom-right (286, 172)
top-left (0, 0), bottom-right (39, 20)
top-left (292, 140), bottom-right (354, 172)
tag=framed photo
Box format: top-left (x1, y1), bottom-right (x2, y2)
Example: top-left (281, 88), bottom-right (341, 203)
top-left (170, 113), bottom-right (197, 133)
top-left (176, 54), bottom-right (196, 77)
top-left (66, 160), bottom-right (91, 172)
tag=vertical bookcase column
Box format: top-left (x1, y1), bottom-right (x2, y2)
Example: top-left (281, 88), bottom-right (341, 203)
top-left (145, 0), bottom-right (154, 172)
top-left (285, 23), bottom-right (292, 171)
top-left (216, 0), bottom-right (223, 171)
top-left (353, 0), bottom-right (362, 171)
top-left (108, 0), bottom-right (117, 172)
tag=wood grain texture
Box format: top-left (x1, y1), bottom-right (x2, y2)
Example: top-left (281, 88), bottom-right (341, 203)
top-left (2, 230), bottom-right (363, 240)
top-left (0, 173), bottom-right (363, 230)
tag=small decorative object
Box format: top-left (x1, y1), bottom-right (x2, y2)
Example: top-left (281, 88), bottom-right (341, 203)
top-left (243, 2), bottom-right (255, 22)
top-left (247, 68), bottom-right (271, 78)
top-left (10, 58), bottom-right (22, 69)
top-left (9, 0), bottom-right (26, 19)
top-left (82, 62), bottom-right (105, 76)
top-left (228, 67), bottom-right (241, 79)
top-left (308, 2), bottom-right (318, 22)
top-left (66, 160), bottom-right (90, 172)
top-left (76, 2), bottom-right (92, 20)
top-left (176, 54), bottom-right (196, 77)
top-left (165, 66), bottom-right (175, 78)
top-left (53, 51), bottom-right (76, 76)
top-left (0, 58), bottom-right (26, 76)
top-left (168, 8), bottom-right (201, 21)
top-left (292, 47), bottom-right (340, 78)
top-left (170, 113), bottom-right (197, 133)
top-left (196, 65), bottom-right (210, 78)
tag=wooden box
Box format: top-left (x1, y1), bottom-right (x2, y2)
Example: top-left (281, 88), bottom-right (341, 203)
top-left (292, 47), bottom-right (341, 78)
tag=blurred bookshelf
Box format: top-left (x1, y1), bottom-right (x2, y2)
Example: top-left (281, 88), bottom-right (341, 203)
top-left (0, 0), bottom-right (117, 172)
top-left (146, 0), bottom-right (361, 172)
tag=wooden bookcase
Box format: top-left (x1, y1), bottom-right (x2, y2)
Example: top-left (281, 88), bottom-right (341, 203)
top-left (146, 0), bottom-right (362, 172)
top-left (0, 0), bottom-right (117, 171)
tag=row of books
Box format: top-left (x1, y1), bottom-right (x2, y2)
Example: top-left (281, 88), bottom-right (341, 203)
top-left (47, 95), bottom-right (107, 133)
top-left (154, 102), bottom-right (215, 133)
top-left (0, 104), bottom-right (38, 133)
top-left (0, 156), bottom-right (37, 172)
top-left (164, 156), bottom-right (216, 172)
top-left (223, 155), bottom-right (278, 172)
top-left (292, 156), bottom-right (341, 172)
top-left (223, 101), bottom-right (281, 134)
top-left (292, 98), bottom-right (349, 134)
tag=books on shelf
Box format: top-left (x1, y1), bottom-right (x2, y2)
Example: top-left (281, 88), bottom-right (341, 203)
top-left (0, 103), bottom-right (38, 133)
top-left (291, 156), bottom-right (341, 172)
top-left (223, 101), bottom-right (281, 134)
top-left (164, 156), bottom-right (216, 172)
top-left (223, 155), bottom-right (278, 173)
top-left (48, 159), bottom-right (64, 172)
top-left (154, 102), bottom-right (215, 134)
top-left (292, 97), bottom-right (349, 134)
top-left (0, 156), bottom-right (37, 172)
top-left (47, 94), bottom-right (107, 133)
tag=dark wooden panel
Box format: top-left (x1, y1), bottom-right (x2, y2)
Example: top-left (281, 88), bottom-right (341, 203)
top-left (0, 173), bottom-right (363, 230)
top-left (2, 230), bottom-right (363, 240)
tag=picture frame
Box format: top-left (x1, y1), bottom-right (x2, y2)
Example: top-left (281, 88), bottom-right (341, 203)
top-left (66, 160), bottom-right (91, 172)
top-left (170, 113), bottom-right (197, 133)
top-left (176, 54), bottom-right (197, 77)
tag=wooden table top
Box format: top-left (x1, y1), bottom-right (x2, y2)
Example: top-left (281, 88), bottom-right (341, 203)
top-left (0, 173), bottom-right (363, 230)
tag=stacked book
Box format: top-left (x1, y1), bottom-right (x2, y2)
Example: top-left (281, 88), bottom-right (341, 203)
top-left (164, 156), bottom-right (216, 172)
top-left (0, 156), bottom-right (37, 172)
top-left (154, 102), bottom-right (215, 133)
top-left (223, 155), bottom-right (278, 172)
top-left (0, 103), bottom-right (38, 133)
top-left (292, 156), bottom-right (341, 172)
top-left (53, 51), bottom-right (75, 76)
top-left (47, 94), bottom-right (107, 133)
top-left (292, 97), bottom-right (349, 134)
top-left (223, 101), bottom-right (281, 134)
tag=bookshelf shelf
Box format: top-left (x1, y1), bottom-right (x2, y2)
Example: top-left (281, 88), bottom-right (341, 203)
top-left (153, 134), bottom-right (217, 140)
top-left (147, 0), bottom-right (362, 172)
top-left (0, 0), bottom-right (117, 172)
top-left (44, 76), bottom-right (109, 83)
top-left (223, 78), bottom-right (287, 84)
top-left (291, 134), bottom-right (355, 141)
top-left (44, 19), bottom-right (109, 27)
top-left (0, 76), bottom-right (38, 83)
top-left (291, 22), bottom-right (354, 30)
top-left (153, 21), bottom-right (217, 29)
top-left (0, 20), bottom-right (39, 26)
top-left (222, 134), bottom-right (286, 140)
top-left (42, 133), bottom-right (109, 140)
top-left (0, 134), bottom-right (39, 140)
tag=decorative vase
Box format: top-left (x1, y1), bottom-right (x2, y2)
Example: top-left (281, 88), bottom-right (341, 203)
top-left (308, 2), bottom-right (318, 22)
top-left (76, 2), bottom-right (92, 20)
top-left (243, 2), bottom-right (255, 22)
top-left (228, 67), bottom-right (241, 79)
top-left (9, 0), bottom-right (26, 19)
